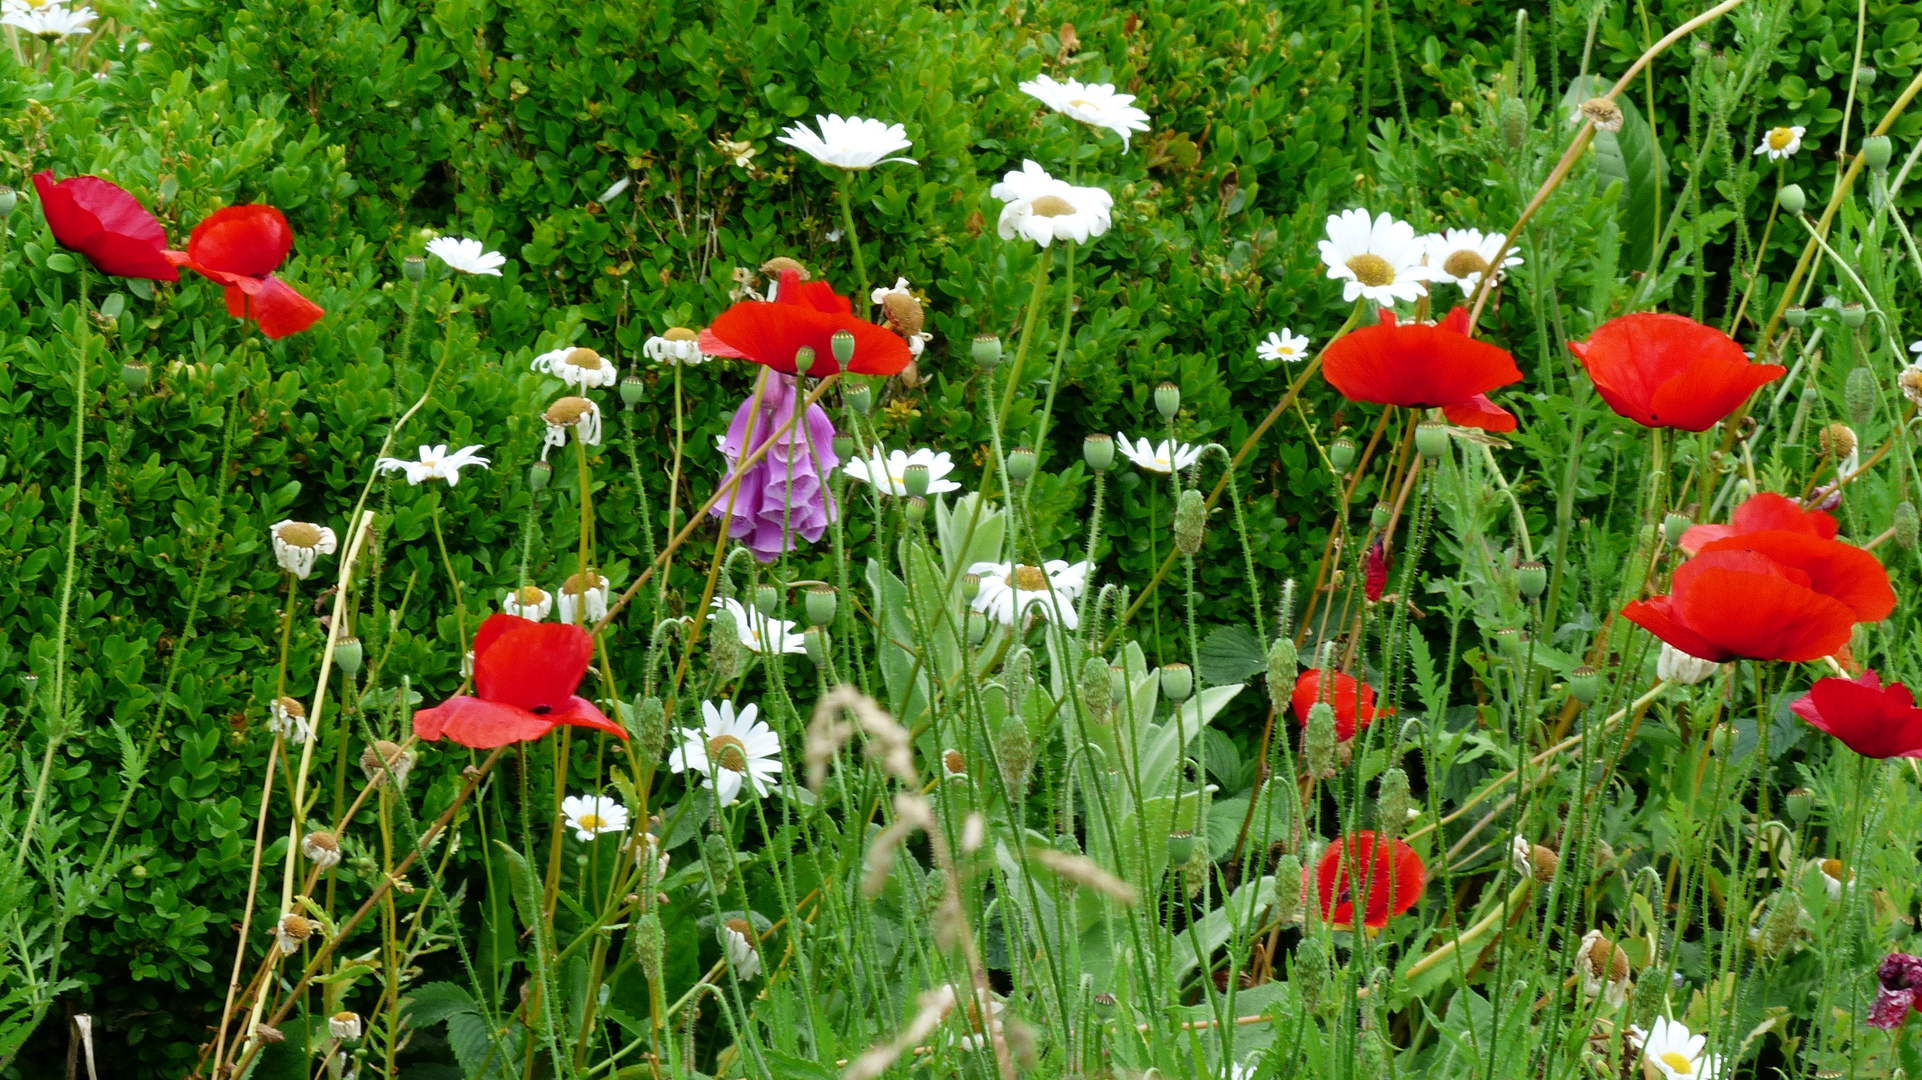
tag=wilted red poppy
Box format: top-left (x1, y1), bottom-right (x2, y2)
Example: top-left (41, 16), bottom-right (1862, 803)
top-left (699, 267), bottom-right (913, 377)
top-left (1290, 668), bottom-right (1387, 742)
top-left (1790, 671), bottom-right (1922, 759)
top-left (1316, 831), bottom-right (1425, 931)
top-left (1623, 531), bottom-right (1894, 663)
top-left (1319, 308), bottom-right (1523, 432)
top-left (172, 205), bottom-right (324, 339)
top-left (414, 614), bottom-right (627, 748)
top-left (1678, 491), bottom-right (1837, 554)
top-left (1569, 312), bottom-right (1785, 432)
top-left (1364, 538), bottom-right (1388, 602)
top-left (31, 171), bottom-right (179, 281)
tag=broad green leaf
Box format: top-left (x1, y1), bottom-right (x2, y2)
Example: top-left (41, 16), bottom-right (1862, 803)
top-left (1564, 75), bottom-right (1666, 274)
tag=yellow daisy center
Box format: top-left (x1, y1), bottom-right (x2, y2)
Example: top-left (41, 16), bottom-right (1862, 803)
top-left (1767, 126), bottom-right (1794, 150)
top-left (1442, 249), bottom-right (1491, 279)
top-left (1012, 565), bottom-right (1050, 591)
top-left (576, 813), bottom-right (608, 830)
top-left (1029, 195), bottom-right (1078, 218)
top-left (545, 397), bottom-right (593, 425)
top-left (708, 734), bottom-right (749, 773)
top-left (1345, 253), bottom-right (1395, 287)
top-left (663, 326), bottom-right (699, 341)
top-left (1659, 1051), bottom-right (1694, 1074)
top-left (515, 585), bottom-right (547, 604)
top-left (564, 347), bottom-right (605, 370)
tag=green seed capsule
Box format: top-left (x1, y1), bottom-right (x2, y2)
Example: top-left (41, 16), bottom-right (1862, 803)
top-left (792, 346), bottom-right (815, 376)
top-left (1517, 560), bottom-right (1547, 599)
top-left (403, 255), bottom-right (426, 283)
top-left (1154, 382), bottom-right (1181, 420)
top-left (803, 625), bottom-right (830, 668)
top-left (1370, 502), bottom-right (1391, 529)
top-left (1784, 305), bottom-right (1807, 328)
top-left (1083, 434), bottom-right (1115, 473)
top-left (528, 460), bottom-right (552, 491)
top-left (902, 463), bottom-right (930, 498)
top-left (1863, 135), bottom-right (1892, 172)
top-left (1778, 183), bottom-right (1807, 215)
top-left (1662, 512), bottom-right (1691, 546)
top-left (830, 329), bottom-right (855, 366)
top-left (1329, 437), bottom-right (1357, 472)
top-left (333, 637), bottom-right (364, 677)
top-left (1160, 662), bottom-right (1193, 703)
top-left (1415, 420), bottom-right (1449, 458)
top-left (903, 496), bottom-right (927, 524)
top-left (121, 360), bottom-right (150, 392)
top-left (845, 383), bottom-right (872, 415)
top-left (0, 186), bottom-right (16, 219)
top-left (972, 334), bottom-right (1003, 370)
top-left (1895, 501), bottom-right (1919, 549)
top-left (620, 373), bottom-right (645, 409)
top-left (831, 434), bottom-right (855, 460)
top-left (805, 585), bottom-right (837, 627)
top-left (1007, 447), bottom-right (1037, 482)
top-left (1165, 830), bottom-right (1195, 864)
top-left (1840, 303), bottom-right (1866, 330)
top-left (1569, 665), bottom-right (1600, 705)
top-left (1785, 787), bottom-right (1813, 823)
top-left (754, 584), bottom-right (780, 617)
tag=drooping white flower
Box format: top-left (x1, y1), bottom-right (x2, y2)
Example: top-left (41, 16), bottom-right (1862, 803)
top-left (1574, 929), bottom-right (1631, 1008)
top-left (1318, 208), bottom-right (1432, 305)
top-left (843, 445), bottom-right (962, 496)
top-left (301, 830), bottom-right (342, 870)
top-left (966, 559), bottom-right (1090, 630)
top-left (1754, 125), bottom-right (1806, 161)
top-left (542, 397), bottom-right (603, 458)
top-left (1018, 74), bottom-right (1152, 150)
top-left (776, 114), bottom-right (916, 170)
top-left (532, 345), bottom-right (619, 391)
top-left (645, 327), bottom-right (707, 365)
top-left (270, 520), bottom-right (337, 579)
top-left (1114, 433), bottom-right (1201, 474)
top-left (328, 1011), bottom-right (363, 1040)
top-left (1641, 1016), bottom-right (1719, 1080)
top-left (1256, 329), bottom-right (1311, 364)
top-left (710, 596), bottom-right (806, 655)
top-left (274, 912), bottom-right (315, 955)
top-left (1806, 856), bottom-right (1854, 900)
top-left (503, 584), bottom-right (553, 621)
top-left (1423, 228), bottom-right (1524, 295)
top-left (268, 695), bottom-right (312, 745)
top-left (870, 278), bottom-right (933, 356)
top-left (1, 3), bottom-right (94, 37)
top-left (560, 793), bottom-right (629, 843)
top-left (1900, 358), bottom-right (1922, 408)
top-left (991, 160), bottom-right (1114, 248)
top-left (669, 699), bottom-right (783, 806)
top-left (556, 571), bottom-right (610, 626)
top-left (720, 918), bottom-right (762, 979)
top-left (1656, 643), bottom-right (1720, 686)
top-left (374, 444), bottom-right (492, 486)
top-left (425, 236), bottom-right (506, 277)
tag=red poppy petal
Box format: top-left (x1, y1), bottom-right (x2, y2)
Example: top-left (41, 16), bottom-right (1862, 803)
top-left (1676, 524), bottom-right (1736, 555)
top-left (187, 204), bottom-right (293, 277)
top-left (1730, 492), bottom-right (1838, 541)
top-left (414, 696), bottom-right (557, 748)
top-left (1576, 313), bottom-right (1773, 430)
top-left (1440, 393), bottom-right (1517, 432)
top-left (33, 172), bottom-right (180, 281)
top-left (1322, 321), bottom-right (1523, 411)
top-left (549, 696), bottom-right (628, 740)
top-left (835, 316), bottom-right (914, 376)
top-left (1797, 676), bottom-right (1922, 758)
top-left (246, 275), bottom-right (325, 339)
top-left (1621, 596), bottom-right (1730, 662)
top-left (777, 271), bottom-right (852, 315)
top-left (1643, 357), bottom-right (1785, 431)
top-left (1699, 531), bottom-right (1895, 622)
top-left (473, 620), bottom-right (594, 711)
top-left (1390, 840), bottom-right (1426, 915)
top-left (1673, 565), bottom-right (1858, 662)
top-left (703, 300), bottom-right (846, 376)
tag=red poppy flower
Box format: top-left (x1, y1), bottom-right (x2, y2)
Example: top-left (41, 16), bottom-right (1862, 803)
top-left (414, 614), bottom-right (627, 748)
top-left (1569, 312), bottom-right (1785, 432)
top-left (172, 205), bottom-right (324, 339)
top-left (1364, 538), bottom-right (1388, 602)
top-left (31, 171), bottom-right (179, 281)
top-left (1315, 831), bottom-right (1425, 931)
top-left (1622, 531), bottom-right (1894, 663)
top-left (699, 267), bottom-right (912, 377)
top-left (1319, 307), bottom-right (1524, 432)
top-left (1790, 671), bottom-right (1922, 759)
top-left (1290, 669), bottom-right (1387, 742)
top-left (1678, 491), bottom-right (1838, 554)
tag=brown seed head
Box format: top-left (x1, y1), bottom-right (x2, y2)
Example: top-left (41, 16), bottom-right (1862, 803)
top-left (943, 749), bottom-right (966, 776)
top-left (276, 695), bottom-right (306, 720)
top-left (1585, 935), bottom-right (1630, 981)
top-left (1580, 97), bottom-right (1625, 132)
top-left (760, 256), bottom-right (809, 279)
top-left (1028, 194), bottom-right (1078, 218)
top-left (663, 326), bottom-right (699, 342)
top-left (564, 346), bottom-right (605, 370)
top-left (544, 396), bottom-right (594, 425)
top-left (882, 291), bottom-right (925, 336)
top-left (1529, 843), bottom-right (1559, 884)
top-left (1819, 422), bottom-right (1857, 458)
top-left (276, 521), bottom-right (324, 548)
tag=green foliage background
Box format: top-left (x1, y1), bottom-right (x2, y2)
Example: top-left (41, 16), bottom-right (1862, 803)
top-left (1, 0), bottom-right (1919, 1070)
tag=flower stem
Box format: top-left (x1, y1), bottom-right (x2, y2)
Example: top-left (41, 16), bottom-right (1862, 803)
top-left (836, 172), bottom-right (870, 301)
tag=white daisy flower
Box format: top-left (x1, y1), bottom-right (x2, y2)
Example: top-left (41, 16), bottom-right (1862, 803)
top-left (941, 748), bottom-right (967, 781)
top-left (532, 346), bottom-right (619, 391)
top-left (1806, 856), bottom-right (1854, 900)
top-left (541, 397), bottom-right (603, 459)
top-left (843, 445), bottom-right (963, 496)
top-left (668, 698), bottom-right (783, 806)
top-left (268, 695), bottom-right (312, 745)
top-left (556, 571), bottom-right (610, 626)
top-left (1754, 125), bottom-right (1806, 161)
top-left (1318, 208), bottom-right (1432, 305)
top-left (270, 520), bottom-right (337, 579)
top-left (374, 443), bottom-right (492, 486)
top-left (1423, 228), bottom-right (1524, 294)
top-left (503, 584), bottom-right (553, 621)
top-left (949, 984), bottom-right (1006, 1051)
top-left (1227, 1060), bottom-right (1261, 1080)
top-left (560, 793), bottom-right (629, 842)
top-left (424, 236), bottom-right (505, 277)
top-left (1256, 329), bottom-right (1311, 364)
top-left (720, 918), bottom-right (762, 979)
top-left (1641, 1016), bottom-right (1719, 1080)
top-left (328, 1011), bottom-right (362, 1040)
top-left (776, 114), bottom-right (916, 170)
top-left (869, 277), bottom-right (933, 356)
top-left (966, 559), bottom-right (1091, 630)
top-left (1573, 929), bottom-right (1631, 1008)
top-left (1114, 433), bottom-right (1201, 474)
top-left (645, 327), bottom-right (707, 365)
top-left (710, 596), bottom-right (806, 655)
top-left (1, 3), bottom-right (94, 37)
top-left (1018, 74), bottom-right (1152, 150)
top-left (1656, 643), bottom-right (1719, 686)
top-left (991, 160), bottom-right (1114, 248)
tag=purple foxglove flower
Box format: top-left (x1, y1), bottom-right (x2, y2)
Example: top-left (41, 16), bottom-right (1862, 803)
top-left (709, 369), bottom-right (839, 562)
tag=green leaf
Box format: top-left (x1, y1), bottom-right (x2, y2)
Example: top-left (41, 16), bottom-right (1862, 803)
top-left (1563, 76), bottom-right (1666, 274)
top-left (1196, 623), bottom-right (1267, 686)
top-left (46, 252), bottom-right (78, 273)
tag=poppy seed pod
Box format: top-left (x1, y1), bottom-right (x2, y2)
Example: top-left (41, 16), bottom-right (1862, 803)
top-left (753, 584), bottom-right (780, 618)
top-left (1154, 381), bottom-right (1180, 420)
top-left (902, 463), bottom-right (930, 498)
top-left (1160, 662), bottom-right (1193, 703)
top-left (1494, 627), bottom-right (1523, 657)
top-left (803, 625), bottom-right (831, 668)
top-left (1007, 447), bottom-right (1037, 482)
top-left (1173, 489), bottom-right (1206, 555)
top-left (830, 328), bottom-right (856, 366)
top-left (1083, 433), bottom-right (1115, 473)
top-left (1785, 787), bottom-right (1813, 823)
top-left (1166, 830), bottom-right (1195, 864)
top-left (1863, 135), bottom-right (1893, 172)
top-left (845, 382), bottom-right (873, 415)
top-left (904, 496), bottom-right (928, 524)
top-left (403, 255), bottom-right (425, 283)
top-left (966, 610), bottom-right (988, 646)
top-left (1662, 512), bottom-right (1691, 546)
top-left (1415, 420), bottom-right (1449, 458)
top-left (792, 345), bottom-right (815, 376)
top-left (1329, 437), bottom-right (1356, 472)
top-left (1784, 304), bottom-right (1807, 327)
top-left (960, 573), bottom-right (981, 602)
top-left (620, 373), bottom-right (645, 409)
top-left (120, 360), bottom-right (150, 392)
top-left (805, 585), bottom-right (837, 627)
top-left (1266, 637), bottom-right (1298, 704)
top-left (831, 434), bottom-right (855, 460)
top-left (1517, 560), bottom-right (1547, 599)
top-left (1846, 367), bottom-right (1877, 425)
top-left (1377, 767), bottom-right (1411, 837)
top-left (1895, 501), bottom-right (1919, 549)
top-left (1840, 302), bottom-right (1866, 329)
top-left (1370, 502), bottom-right (1391, 529)
top-left (972, 333), bottom-right (1003, 370)
top-left (528, 460), bottom-right (552, 491)
top-left (333, 637), bottom-right (364, 677)
top-left (1569, 665), bottom-right (1601, 705)
top-left (1778, 184), bottom-right (1807, 215)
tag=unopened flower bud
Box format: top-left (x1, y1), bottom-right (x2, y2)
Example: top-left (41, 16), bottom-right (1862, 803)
top-left (803, 625), bottom-right (831, 668)
top-left (1517, 560), bottom-right (1547, 599)
top-left (1007, 447), bottom-right (1037, 482)
top-left (1710, 724), bottom-right (1735, 756)
top-left (1895, 501), bottom-right (1919, 549)
top-left (995, 721), bottom-right (1033, 799)
top-left (1266, 637), bottom-right (1298, 704)
top-left (1785, 787), bottom-right (1813, 823)
top-left (805, 585), bottom-right (837, 627)
top-left (845, 382), bottom-right (872, 415)
top-left (635, 695), bottom-right (666, 761)
top-left (620, 373), bottom-right (645, 409)
top-left (753, 583), bottom-right (780, 617)
top-left (1863, 134), bottom-right (1893, 172)
top-left (1154, 381), bottom-right (1181, 420)
top-left (1499, 95), bottom-right (1527, 148)
top-left (972, 334), bottom-right (1002, 370)
top-left (528, 460), bottom-right (552, 491)
top-left (1329, 437), bottom-right (1357, 472)
top-left (403, 255), bottom-right (426, 283)
top-left (1377, 767), bottom-right (1411, 837)
top-left (1415, 420), bottom-right (1449, 458)
top-left (1160, 662), bottom-right (1193, 703)
top-left (903, 496), bottom-right (928, 524)
top-left (1294, 936), bottom-right (1329, 1012)
top-left (121, 360), bottom-right (150, 392)
top-left (1080, 656), bottom-right (1113, 725)
top-left (1272, 854), bottom-right (1303, 923)
top-left (1083, 433), bottom-right (1115, 473)
top-left (1778, 183), bottom-right (1806, 215)
top-left (1305, 702), bottom-right (1337, 776)
top-left (1165, 830), bottom-right (1195, 863)
top-left (1662, 512), bottom-right (1691, 546)
top-left (1784, 304), bottom-right (1807, 328)
top-left (633, 911), bottom-right (664, 981)
top-left (1173, 489), bottom-right (1206, 555)
top-left (830, 329), bottom-right (856, 366)
top-left (832, 434), bottom-right (855, 460)
top-left (966, 610), bottom-right (988, 646)
top-left (1569, 665), bottom-right (1601, 705)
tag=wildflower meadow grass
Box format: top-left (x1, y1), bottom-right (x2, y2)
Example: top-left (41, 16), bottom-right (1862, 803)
top-left (4, 0), bottom-right (1922, 1076)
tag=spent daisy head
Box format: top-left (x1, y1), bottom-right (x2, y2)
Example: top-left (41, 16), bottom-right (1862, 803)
top-left (556, 571), bottom-right (610, 626)
top-left (721, 917), bottom-right (763, 979)
top-left (776, 114), bottom-right (916, 170)
top-left (267, 695), bottom-right (312, 745)
top-left (668, 699), bottom-right (783, 807)
top-left (1900, 359), bottom-right (1922, 408)
top-left (502, 584), bottom-right (553, 621)
top-left (1423, 228), bottom-right (1523, 295)
top-left (991, 160), bottom-right (1114, 248)
top-left (1319, 209), bottom-right (1431, 305)
top-left (374, 443), bottom-right (491, 486)
top-left (542, 397), bottom-right (603, 457)
top-left (1256, 329), bottom-right (1311, 364)
top-left (1115, 433), bottom-right (1201, 474)
top-left (870, 278), bottom-right (932, 356)
top-left (645, 327), bottom-right (707, 365)
top-left (532, 345), bottom-right (619, 391)
top-left (270, 520), bottom-right (337, 579)
top-left (1754, 125), bottom-right (1806, 161)
top-left (843, 446), bottom-right (962, 497)
top-left (560, 794), bottom-right (629, 843)
top-left (425, 236), bottom-right (505, 277)
top-left (1018, 73), bottom-right (1152, 150)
